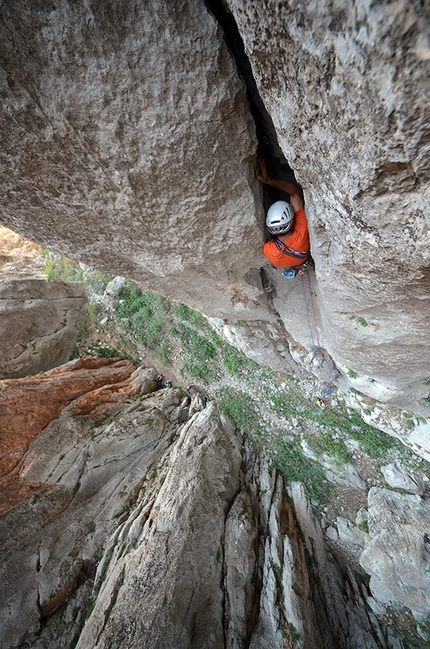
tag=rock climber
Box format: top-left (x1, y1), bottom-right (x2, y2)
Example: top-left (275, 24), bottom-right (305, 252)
top-left (257, 158), bottom-right (310, 277)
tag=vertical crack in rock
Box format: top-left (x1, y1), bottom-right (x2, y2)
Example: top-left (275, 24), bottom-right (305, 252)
top-left (204, 0), bottom-right (297, 204)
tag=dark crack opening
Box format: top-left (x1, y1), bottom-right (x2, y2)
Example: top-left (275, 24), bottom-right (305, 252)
top-left (204, 0), bottom-right (298, 220)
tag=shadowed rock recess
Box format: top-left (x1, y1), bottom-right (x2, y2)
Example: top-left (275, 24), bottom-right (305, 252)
top-left (0, 1), bottom-right (430, 648)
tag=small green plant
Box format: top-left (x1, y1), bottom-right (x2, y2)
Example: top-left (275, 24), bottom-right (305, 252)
top-left (172, 302), bottom-right (207, 328)
top-left (83, 270), bottom-right (112, 294)
top-left (347, 369), bottom-right (358, 379)
top-left (271, 562), bottom-right (283, 583)
top-left (348, 422), bottom-right (396, 458)
top-left (218, 390), bottom-right (262, 434)
top-left (358, 520), bottom-right (369, 533)
top-left (271, 435), bottom-right (333, 508)
top-left (289, 623), bottom-right (301, 643)
top-left (272, 392), bottom-right (299, 418)
top-left (359, 317), bottom-right (368, 327)
top-left (221, 345), bottom-right (247, 376)
top-left (307, 430), bottom-right (351, 467)
top-left (174, 323), bottom-right (219, 383)
top-left (43, 251), bottom-right (84, 282)
top-left (94, 347), bottom-right (122, 358)
top-left (85, 597), bottom-right (95, 620)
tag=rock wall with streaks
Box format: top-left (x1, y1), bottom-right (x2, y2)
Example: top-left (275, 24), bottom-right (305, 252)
top-left (0, 0), bottom-right (428, 417)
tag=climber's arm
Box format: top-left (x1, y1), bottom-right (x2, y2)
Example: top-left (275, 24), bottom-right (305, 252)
top-left (257, 158), bottom-right (304, 212)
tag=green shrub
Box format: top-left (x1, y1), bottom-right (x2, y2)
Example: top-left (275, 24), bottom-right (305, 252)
top-left (221, 345), bottom-right (247, 376)
top-left (218, 390), bottom-right (260, 431)
top-left (172, 302), bottom-right (207, 328)
top-left (172, 323), bottom-right (219, 382)
top-left (43, 252), bottom-right (84, 282)
top-left (83, 270), bottom-right (112, 294)
top-left (116, 283), bottom-right (171, 362)
top-left (272, 436), bottom-right (333, 507)
top-left (308, 430), bottom-right (351, 467)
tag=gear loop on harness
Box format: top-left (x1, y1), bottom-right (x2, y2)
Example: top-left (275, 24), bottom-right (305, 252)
top-left (274, 237), bottom-right (310, 261)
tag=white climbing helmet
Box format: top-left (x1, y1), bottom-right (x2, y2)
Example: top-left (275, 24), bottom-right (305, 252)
top-left (266, 201), bottom-right (294, 235)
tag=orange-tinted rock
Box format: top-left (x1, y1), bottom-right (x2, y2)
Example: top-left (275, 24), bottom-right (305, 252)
top-left (0, 358), bottom-right (134, 475)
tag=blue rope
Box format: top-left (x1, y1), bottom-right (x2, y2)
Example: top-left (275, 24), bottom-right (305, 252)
top-left (300, 273), bottom-right (315, 347)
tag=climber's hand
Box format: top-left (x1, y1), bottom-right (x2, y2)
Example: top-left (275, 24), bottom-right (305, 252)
top-left (257, 158), bottom-right (271, 185)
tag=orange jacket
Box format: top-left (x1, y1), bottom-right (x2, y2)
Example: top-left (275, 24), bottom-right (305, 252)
top-left (263, 208), bottom-right (310, 269)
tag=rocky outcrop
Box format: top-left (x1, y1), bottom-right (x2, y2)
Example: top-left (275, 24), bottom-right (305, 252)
top-left (0, 225), bottom-right (45, 278)
top-left (0, 357), bottom-right (155, 512)
top-left (0, 0), bottom-right (428, 418)
top-left (0, 278), bottom-right (86, 379)
top-left (0, 0), bottom-right (264, 320)
top-left (360, 487), bottom-right (430, 621)
top-left (0, 359), bottom-right (400, 649)
top-left (226, 0), bottom-right (430, 415)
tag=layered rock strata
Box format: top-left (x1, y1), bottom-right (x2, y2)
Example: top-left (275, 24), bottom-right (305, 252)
top-left (0, 360), bottom-right (406, 649)
top-left (0, 278), bottom-right (86, 380)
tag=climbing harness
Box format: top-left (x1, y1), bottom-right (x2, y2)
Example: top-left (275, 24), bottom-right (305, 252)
top-left (275, 237), bottom-right (310, 279)
top-left (274, 238), bottom-right (310, 261)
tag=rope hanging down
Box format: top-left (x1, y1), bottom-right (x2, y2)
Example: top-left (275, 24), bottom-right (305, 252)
top-left (300, 272), bottom-right (321, 350)
top-left (307, 271), bottom-right (321, 349)
top-left (300, 273), bottom-right (315, 347)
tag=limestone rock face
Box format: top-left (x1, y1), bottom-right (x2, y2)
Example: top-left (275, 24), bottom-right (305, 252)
top-left (0, 360), bottom-right (390, 649)
top-left (1, 0), bottom-right (428, 417)
top-left (0, 279), bottom-right (86, 379)
top-left (0, 226), bottom-right (45, 278)
top-left (360, 487), bottom-right (430, 619)
top-left (0, 0), bottom-right (265, 321)
top-left (225, 0), bottom-right (430, 415)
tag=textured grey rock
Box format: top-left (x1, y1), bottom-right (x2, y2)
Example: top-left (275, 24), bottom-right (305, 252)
top-left (224, 489), bottom-right (258, 649)
top-left (76, 403), bottom-right (242, 649)
top-left (0, 0), bottom-right (429, 420)
top-left (1, 358), bottom-right (398, 649)
top-left (0, 278), bottom-right (86, 378)
top-left (325, 462), bottom-right (368, 491)
top-left (289, 482), bottom-right (384, 649)
top-left (381, 463), bottom-right (427, 495)
top-left (360, 487), bottom-right (430, 619)
top-left (336, 516), bottom-right (368, 549)
top-left (325, 525), bottom-right (339, 542)
top-left (0, 0), bottom-right (265, 322)
top-left (225, 0), bottom-right (430, 415)
top-left (211, 317), bottom-right (301, 374)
